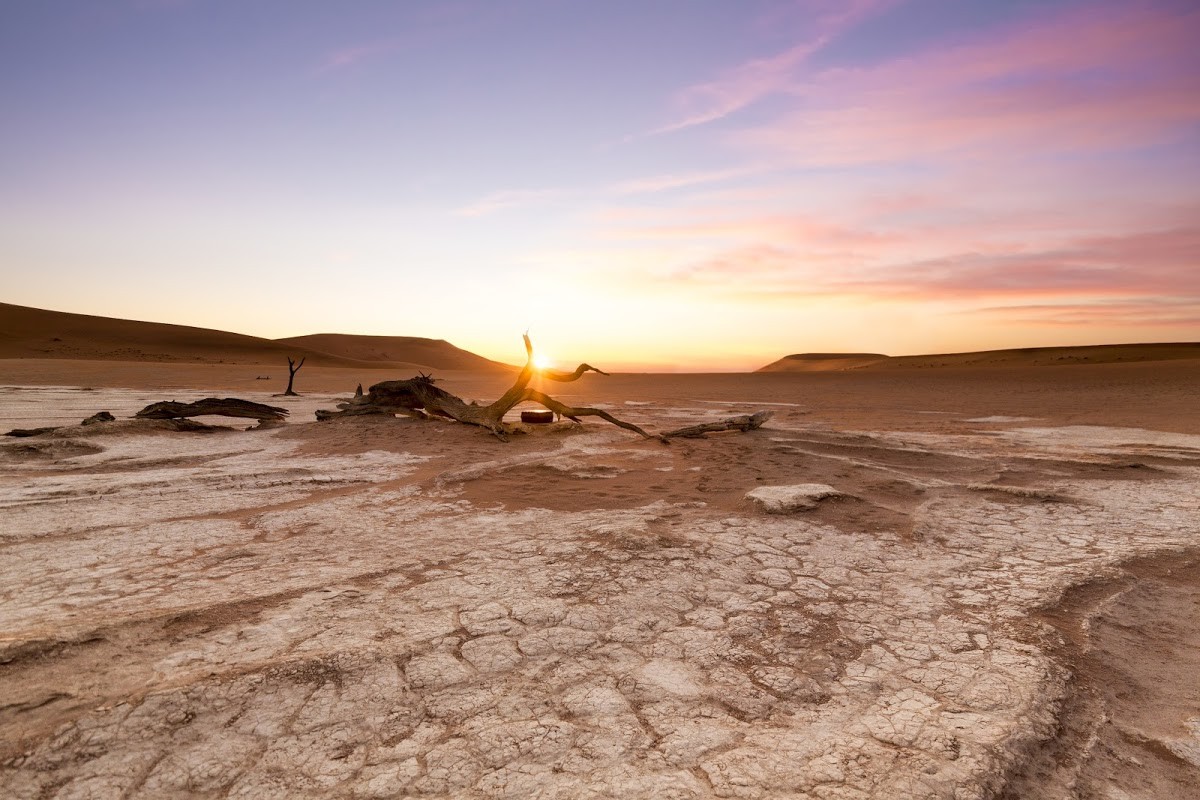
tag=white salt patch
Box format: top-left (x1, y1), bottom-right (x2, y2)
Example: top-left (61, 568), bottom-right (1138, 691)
top-left (746, 484), bottom-right (841, 513)
top-left (1000, 426), bottom-right (1200, 455)
top-left (1167, 718), bottom-right (1200, 767)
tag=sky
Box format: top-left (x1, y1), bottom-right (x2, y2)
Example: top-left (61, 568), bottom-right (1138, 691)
top-left (2, 0), bottom-right (1197, 371)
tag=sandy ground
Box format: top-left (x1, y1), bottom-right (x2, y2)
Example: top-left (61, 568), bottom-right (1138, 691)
top-left (1, 359), bottom-right (1198, 798)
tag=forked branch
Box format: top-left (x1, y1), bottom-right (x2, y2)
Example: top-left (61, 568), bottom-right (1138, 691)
top-left (315, 334), bottom-right (767, 444)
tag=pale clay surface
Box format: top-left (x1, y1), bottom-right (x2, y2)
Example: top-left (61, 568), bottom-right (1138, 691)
top-left (745, 485), bottom-right (842, 513)
top-left (1, 387), bottom-right (1199, 798)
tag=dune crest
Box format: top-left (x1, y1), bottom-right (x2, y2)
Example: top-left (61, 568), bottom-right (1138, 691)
top-left (758, 353), bottom-right (890, 372)
top-left (0, 302), bottom-right (509, 372)
top-left (276, 333), bottom-right (508, 372)
top-left (758, 343), bottom-right (1200, 372)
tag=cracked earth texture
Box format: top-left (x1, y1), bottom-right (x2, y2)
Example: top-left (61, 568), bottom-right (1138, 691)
top-left (1, 385), bottom-right (1198, 799)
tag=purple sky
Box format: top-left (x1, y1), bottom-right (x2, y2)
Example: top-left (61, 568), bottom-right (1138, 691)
top-left (2, 0), bottom-right (1197, 369)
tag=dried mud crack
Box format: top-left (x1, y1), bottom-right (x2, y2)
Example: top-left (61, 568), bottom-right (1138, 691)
top-left (1, 391), bottom-right (1198, 798)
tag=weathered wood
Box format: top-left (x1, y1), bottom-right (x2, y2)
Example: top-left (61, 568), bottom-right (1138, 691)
top-left (5, 409), bottom-right (224, 437)
top-left (135, 398), bottom-right (289, 421)
top-left (661, 411), bottom-right (773, 439)
top-left (317, 335), bottom-right (655, 441)
top-left (4, 426), bottom-right (59, 438)
top-left (520, 388), bottom-right (661, 441)
top-left (315, 405), bottom-right (399, 421)
top-left (155, 419), bottom-right (226, 432)
top-left (315, 334), bottom-right (772, 443)
top-left (6, 411), bottom-right (118, 437)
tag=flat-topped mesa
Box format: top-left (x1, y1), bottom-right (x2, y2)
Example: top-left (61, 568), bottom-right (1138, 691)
top-left (134, 398), bottom-right (289, 422)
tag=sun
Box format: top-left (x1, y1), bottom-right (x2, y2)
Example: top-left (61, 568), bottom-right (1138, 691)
top-left (532, 352), bottom-right (553, 371)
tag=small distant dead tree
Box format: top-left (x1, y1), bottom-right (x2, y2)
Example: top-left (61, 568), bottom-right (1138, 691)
top-left (283, 356), bottom-right (305, 396)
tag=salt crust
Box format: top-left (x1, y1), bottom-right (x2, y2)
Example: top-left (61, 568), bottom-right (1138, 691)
top-left (1, 400), bottom-right (1198, 799)
top-left (746, 484), bottom-right (842, 513)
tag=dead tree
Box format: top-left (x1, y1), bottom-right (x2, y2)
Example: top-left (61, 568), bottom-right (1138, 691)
top-left (5, 411), bottom-right (116, 437)
top-left (318, 334), bottom-right (656, 441)
top-left (661, 411), bottom-right (773, 439)
top-left (136, 398), bottom-right (289, 422)
top-left (283, 356), bottom-right (306, 396)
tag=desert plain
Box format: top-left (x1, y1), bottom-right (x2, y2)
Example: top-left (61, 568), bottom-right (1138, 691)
top-left (1, 320), bottom-right (1199, 799)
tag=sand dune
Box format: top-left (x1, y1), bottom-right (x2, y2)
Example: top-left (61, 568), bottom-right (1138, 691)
top-left (759, 342), bottom-right (1200, 372)
top-left (0, 302), bottom-right (509, 372)
top-left (276, 333), bottom-right (509, 372)
top-left (758, 353), bottom-right (890, 371)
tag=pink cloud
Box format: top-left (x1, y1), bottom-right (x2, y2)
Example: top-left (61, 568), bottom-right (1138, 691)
top-left (589, 2), bottom-right (1199, 340)
top-left (603, 211), bottom-right (898, 247)
top-left (967, 300), bottom-right (1200, 328)
top-left (666, 226), bottom-right (1200, 310)
top-left (610, 167), bottom-right (756, 195)
top-left (732, 3), bottom-right (1200, 165)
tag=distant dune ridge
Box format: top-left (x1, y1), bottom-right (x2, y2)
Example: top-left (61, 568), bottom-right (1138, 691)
top-left (274, 333), bottom-right (506, 372)
top-left (0, 302), bottom-right (512, 372)
top-left (757, 353), bottom-right (891, 372)
top-left (3, 303), bottom-right (1197, 375)
top-left (757, 343), bottom-right (1200, 372)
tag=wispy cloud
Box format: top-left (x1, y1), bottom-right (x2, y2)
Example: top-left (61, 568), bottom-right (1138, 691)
top-left (610, 167), bottom-right (756, 195)
top-left (663, 225), bottom-right (1200, 313)
top-left (317, 39), bottom-right (402, 73)
top-left (454, 188), bottom-right (560, 218)
top-left (651, 40), bottom-right (823, 135)
top-left (577, 1), bottom-right (1200, 343)
top-left (651, 0), bottom-right (895, 135)
top-left (968, 299), bottom-right (1200, 328)
top-left (732, 3), bottom-right (1200, 165)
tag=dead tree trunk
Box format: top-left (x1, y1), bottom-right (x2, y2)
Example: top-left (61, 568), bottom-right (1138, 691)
top-left (661, 411), bottom-right (773, 439)
top-left (283, 356), bottom-right (305, 396)
top-left (136, 398), bottom-right (289, 422)
top-left (318, 334), bottom-right (657, 441)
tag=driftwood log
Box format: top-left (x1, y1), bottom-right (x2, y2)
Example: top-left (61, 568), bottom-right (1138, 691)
top-left (135, 398), bottom-right (289, 422)
top-left (661, 411), bottom-right (773, 439)
top-left (4, 426), bottom-right (60, 438)
top-left (318, 334), bottom-right (655, 441)
top-left (5, 411), bottom-right (117, 437)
